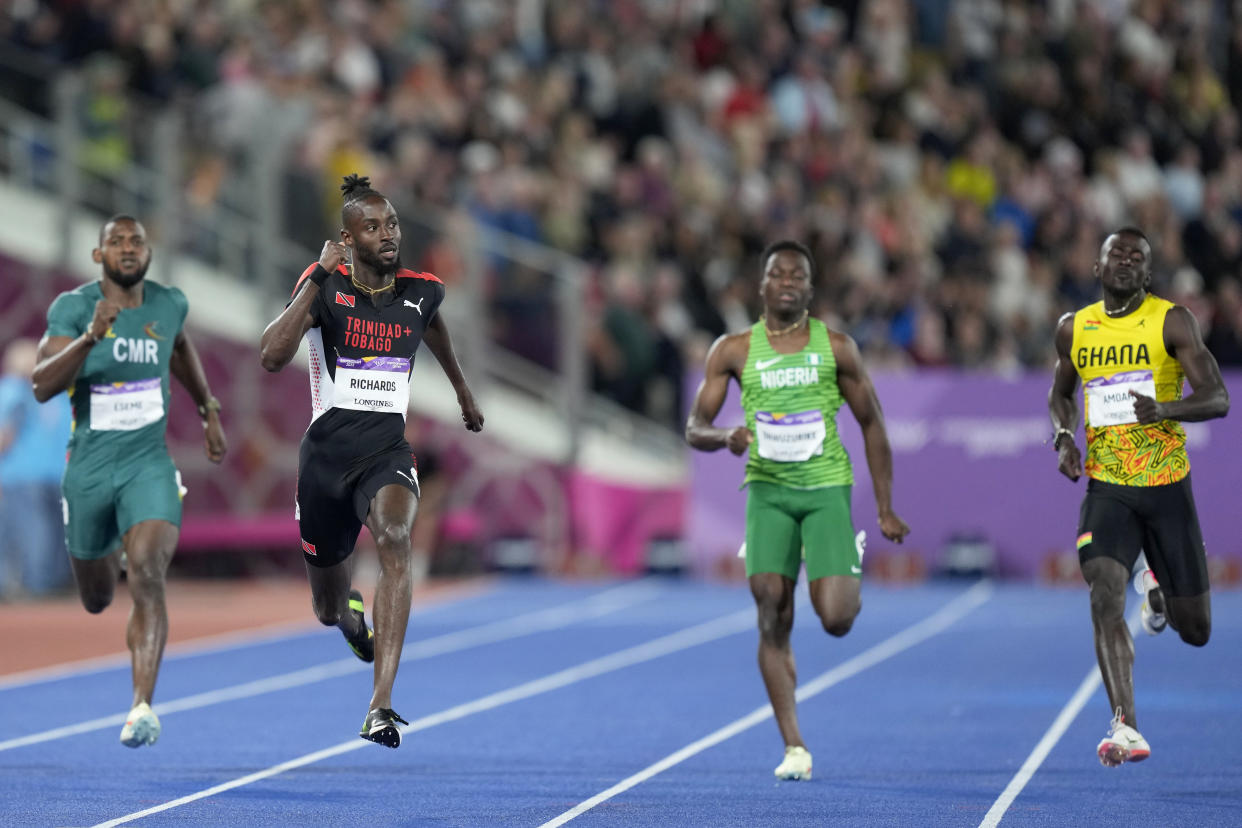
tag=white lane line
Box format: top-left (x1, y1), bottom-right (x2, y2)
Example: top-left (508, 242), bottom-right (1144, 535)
top-left (539, 579), bottom-right (995, 828)
top-left (0, 580), bottom-right (661, 753)
top-left (90, 605), bottom-right (757, 828)
top-left (0, 581), bottom-right (495, 692)
top-left (978, 611), bottom-right (1140, 828)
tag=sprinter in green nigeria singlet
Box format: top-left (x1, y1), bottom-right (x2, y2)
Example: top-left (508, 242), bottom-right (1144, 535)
top-left (33, 215), bottom-right (227, 749)
top-left (686, 240), bottom-right (909, 782)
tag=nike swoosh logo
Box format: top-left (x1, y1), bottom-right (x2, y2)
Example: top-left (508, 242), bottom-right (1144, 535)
top-left (756, 357), bottom-right (783, 370)
top-left (850, 565), bottom-right (862, 575)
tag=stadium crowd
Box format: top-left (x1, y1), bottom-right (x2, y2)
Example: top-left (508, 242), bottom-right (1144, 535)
top-left (6, 0), bottom-right (1242, 427)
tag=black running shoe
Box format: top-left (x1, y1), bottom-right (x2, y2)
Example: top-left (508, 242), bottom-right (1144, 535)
top-left (359, 707), bottom-right (408, 748)
top-left (343, 589), bottom-right (375, 662)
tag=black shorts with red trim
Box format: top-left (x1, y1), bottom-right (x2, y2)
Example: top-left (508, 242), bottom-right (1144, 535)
top-left (296, 434), bottom-right (421, 568)
top-left (1076, 475), bottom-right (1209, 598)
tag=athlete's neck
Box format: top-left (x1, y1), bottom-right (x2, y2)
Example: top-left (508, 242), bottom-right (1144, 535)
top-left (763, 308), bottom-right (809, 337)
top-left (100, 277), bottom-right (145, 308)
top-left (1103, 289), bottom-right (1145, 318)
top-left (351, 265), bottom-right (394, 292)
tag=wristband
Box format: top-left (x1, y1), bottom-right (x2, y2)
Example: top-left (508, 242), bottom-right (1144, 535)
top-left (309, 264), bottom-right (332, 287)
top-left (198, 397), bottom-right (222, 419)
top-left (1052, 427), bottom-right (1074, 450)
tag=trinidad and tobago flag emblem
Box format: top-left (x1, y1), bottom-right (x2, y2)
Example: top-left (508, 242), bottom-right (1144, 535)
top-left (301, 539), bottom-right (317, 556)
top-left (335, 292), bottom-right (355, 307)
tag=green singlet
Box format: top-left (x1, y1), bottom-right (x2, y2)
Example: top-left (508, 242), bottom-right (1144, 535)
top-left (45, 281), bottom-right (189, 559)
top-left (739, 319), bottom-right (859, 580)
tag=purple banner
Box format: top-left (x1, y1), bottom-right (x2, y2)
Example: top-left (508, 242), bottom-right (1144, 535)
top-left (336, 356), bottom-right (410, 371)
top-left (687, 371), bottom-right (1242, 578)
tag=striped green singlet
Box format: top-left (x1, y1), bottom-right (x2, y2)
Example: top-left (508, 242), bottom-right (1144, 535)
top-left (740, 318), bottom-right (853, 489)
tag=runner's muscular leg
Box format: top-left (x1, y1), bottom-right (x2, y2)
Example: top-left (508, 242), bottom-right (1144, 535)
top-left (121, 519), bottom-right (178, 708)
top-left (304, 556), bottom-right (356, 628)
top-left (364, 483), bottom-right (418, 711)
top-left (808, 575), bottom-right (861, 637)
top-left (1082, 556), bottom-right (1137, 727)
top-left (750, 572), bottom-right (803, 748)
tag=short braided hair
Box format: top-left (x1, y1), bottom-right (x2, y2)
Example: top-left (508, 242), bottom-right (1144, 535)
top-left (340, 174), bottom-right (386, 224)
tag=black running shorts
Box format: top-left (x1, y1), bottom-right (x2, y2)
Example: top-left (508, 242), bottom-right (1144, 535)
top-left (1076, 475), bottom-right (1209, 598)
top-left (296, 440), bottom-right (420, 568)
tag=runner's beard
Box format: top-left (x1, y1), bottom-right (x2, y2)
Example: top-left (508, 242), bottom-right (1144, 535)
top-left (103, 260), bottom-right (149, 288)
top-left (355, 246), bottom-right (402, 277)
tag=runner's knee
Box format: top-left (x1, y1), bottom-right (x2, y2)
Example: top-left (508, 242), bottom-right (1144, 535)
top-left (817, 604), bottom-right (858, 638)
top-left (373, 522), bottom-right (412, 556)
top-left (1087, 572), bottom-right (1126, 621)
top-left (310, 593), bottom-right (346, 626)
top-left (1177, 618), bottom-right (1210, 647)
top-left (80, 589), bottom-right (111, 614)
top-left (752, 584), bottom-right (794, 641)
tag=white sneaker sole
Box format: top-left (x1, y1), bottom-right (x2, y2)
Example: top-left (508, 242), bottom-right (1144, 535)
top-left (1097, 740), bottom-right (1150, 766)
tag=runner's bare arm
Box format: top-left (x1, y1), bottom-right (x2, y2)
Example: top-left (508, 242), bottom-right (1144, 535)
top-left (685, 333), bottom-right (752, 455)
top-left (1048, 312), bottom-right (1083, 481)
top-left (1133, 305), bottom-right (1230, 423)
top-left (831, 331), bottom-right (909, 542)
top-left (171, 330), bottom-right (227, 463)
top-left (32, 299), bottom-right (120, 402)
top-left (260, 242), bottom-right (344, 372)
top-left (421, 312), bottom-right (483, 432)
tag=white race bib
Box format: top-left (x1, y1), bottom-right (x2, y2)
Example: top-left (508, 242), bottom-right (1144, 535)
top-left (333, 356), bottom-right (410, 414)
top-left (89, 378), bottom-right (164, 431)
top-left (1085, 370), bottom-right (1156, 427)
top-left (754, 409), bottom-right (826, 462)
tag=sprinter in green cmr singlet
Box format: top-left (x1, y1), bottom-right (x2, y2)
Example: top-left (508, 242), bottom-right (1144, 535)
top-left (686, 239), bottom-right (909, 781)
top-left (32, 215), bottom-right (227, 749)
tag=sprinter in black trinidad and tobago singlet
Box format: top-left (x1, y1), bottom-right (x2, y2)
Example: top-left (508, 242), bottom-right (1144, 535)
top-left (260, 174), bottom-right (484, 748)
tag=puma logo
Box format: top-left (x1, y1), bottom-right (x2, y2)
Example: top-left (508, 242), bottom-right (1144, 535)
top-left (404, 298), bottom-right (424, 315)
top-left (756, 356), bottom-right (783, 370)
top-left (394, 467), bottom-right (418, 487)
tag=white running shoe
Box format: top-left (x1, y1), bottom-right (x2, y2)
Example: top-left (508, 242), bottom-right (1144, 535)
top-left (1097, 709), bottom-right (1150, 767)
top-left (1133, 568), bottom-right (1167, 636)
top-left (773, 745), bottom-right (812, 780)
top-left (119, 702), bottom-right (161, 748)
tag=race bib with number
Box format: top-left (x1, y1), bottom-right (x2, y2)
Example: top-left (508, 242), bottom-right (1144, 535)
top-left (333, 356), bottom-right (410, 414)
top-left (89, 378), bottom-right (164, 431)
top-left (754, 410), bottom-right (826, 462)
top-left (1085, 370), bottom-right (1156, 427)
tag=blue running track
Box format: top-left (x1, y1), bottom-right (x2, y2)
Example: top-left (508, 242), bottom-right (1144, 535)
top-left (1, 578), bottom-right (1239, 827)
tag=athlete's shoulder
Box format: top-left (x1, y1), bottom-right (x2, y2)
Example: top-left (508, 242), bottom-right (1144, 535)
top-left (56, 282), bottom-right (101, 302)
top-left (144, 280), bottom-right (184, 302)
top-left (47, 283), bottom-right (97, 317)
top-left (707, 328), bottom-right (751, 371)
top-left (396, 269), bottom-right (444, 286)
top-left (292, 262), bottom-right (347, 297)
top-left (1146, 294), bottom-right (1178, 313)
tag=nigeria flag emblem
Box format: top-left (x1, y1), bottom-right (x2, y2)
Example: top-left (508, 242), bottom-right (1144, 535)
top-left (805, 354), bottom-right (821, 365)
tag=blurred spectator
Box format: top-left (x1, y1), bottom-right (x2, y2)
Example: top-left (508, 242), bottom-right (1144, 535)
top-left (0, 338), bottom-right (72, 598)
top-left (8, 0), bottom-right (1242, 419)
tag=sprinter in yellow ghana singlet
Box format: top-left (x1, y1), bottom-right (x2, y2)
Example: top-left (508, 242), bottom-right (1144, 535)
top-left (686, 240), bottom-right (909, 781)
top-left (1049, 227), bottom-right (1228, 767)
